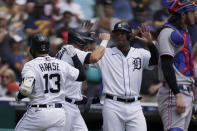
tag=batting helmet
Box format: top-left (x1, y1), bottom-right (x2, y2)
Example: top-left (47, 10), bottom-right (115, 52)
top-left (162, 0), bottom-right (197, 13)
top-left (68, 29), bottom-right (87, 47)
top-left (30, 33), bottom-right (50, 58)
top-left (75, 28), bottom-right (95, 43)
top-left (112, 22), bottom-right (132, 40)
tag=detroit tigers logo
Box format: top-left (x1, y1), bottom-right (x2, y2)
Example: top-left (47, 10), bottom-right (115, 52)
top-left (132, 57), bottom-right (141, 71)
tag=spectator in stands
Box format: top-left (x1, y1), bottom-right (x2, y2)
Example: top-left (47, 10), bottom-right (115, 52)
top-left (149, 0), bottom-right (162, 14)
top-left (188, 10), bottom-right (197, 46)
top-left (56, 0), bottom-right (84, 28)
top-left (0, 0), bottom-right (15, 23)
top-left (130, 0), bottom-right (149, 9)
top-left (153, 5), bottom-right (170, 30)
top-left (74, 0), bottom-right (95, 19)
top-left (8, 0), bottom-right (27, 39)
top-left (0, 69), bottom-right (17, 97)
top-left (7, 81), bottom-right (19, 97)
top-left (7, 35), bottom-right (26, 83)
top-left (141, 67), bottom-right (162, 102)
top-left (56, 11), bottom-right (73, 43)
top-left (51, 2), bottom-right (63, 32)
top-left (0, 12), bottom-right (13, 62)
top-left (112, 0), bottom-right (134, 20)
top-left (24, 1), bottom-right (51, 45)
top-left (128, 3), bottom-right (153, 48)
top-left (25, 0), bottom-right (35, 16)
top-left (91, 0), bottom-right (121, 47)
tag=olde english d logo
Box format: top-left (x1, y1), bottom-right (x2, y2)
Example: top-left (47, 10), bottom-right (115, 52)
top-left (132, 57), bottom-right (141, 71)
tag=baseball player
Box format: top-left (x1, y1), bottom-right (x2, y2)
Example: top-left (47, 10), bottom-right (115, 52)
top-left (14, 33), bottom-right (86, 131)
top-left (157, 0), bottom-right (197, 131)
top-left (91, 22), bottom-right (158, 131)
top-left (56, 29), bottom-right (110, 131)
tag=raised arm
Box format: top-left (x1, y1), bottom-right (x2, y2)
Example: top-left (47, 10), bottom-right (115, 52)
top-left (64, 45), bottom-right (86, 81)
top-left (135, 24), bottom-right (159, 66)
top-left (88, 33), bottom-right (110, 64)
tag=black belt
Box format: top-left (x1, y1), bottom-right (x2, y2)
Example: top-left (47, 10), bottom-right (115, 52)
top-left (31, 103), bottom-right (62, 108)
top-left (65, 98), bottom-right (85, 105)
top-left (105, 94), bottom-right (142, 103)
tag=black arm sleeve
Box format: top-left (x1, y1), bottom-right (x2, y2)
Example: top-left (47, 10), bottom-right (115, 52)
top-left (72, 55), bottom-right (86, 81)
top-left (161, 55), bottom-right (180, 95)
top-left (148, 44), bottom-right (159, 66)
top-left (84, 53), bottom-right (91, 64)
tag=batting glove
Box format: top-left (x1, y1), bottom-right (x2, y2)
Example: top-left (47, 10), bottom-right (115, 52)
top-left (15, 91), bottom-right (21, 103)
top-left (65, 45), bottom-right (77, 57)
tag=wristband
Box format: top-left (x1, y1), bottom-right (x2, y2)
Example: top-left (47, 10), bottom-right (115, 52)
top-left (100, 40), bottom-right (108, 48)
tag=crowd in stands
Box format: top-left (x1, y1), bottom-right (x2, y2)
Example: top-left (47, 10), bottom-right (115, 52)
top-left (0, 0), bottom-right (197, 102)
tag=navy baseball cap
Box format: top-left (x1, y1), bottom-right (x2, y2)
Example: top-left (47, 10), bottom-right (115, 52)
top-left (162, 0), bottom-right (197, 13)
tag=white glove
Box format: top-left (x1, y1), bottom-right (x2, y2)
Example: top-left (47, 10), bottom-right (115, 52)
top-left (65, 45), bottom-right (77, 57)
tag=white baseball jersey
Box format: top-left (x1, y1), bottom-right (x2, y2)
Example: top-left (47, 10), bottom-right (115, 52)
top-left (22, 56), bottom-right (79, 105)
top-left (95, 47), bottom-right (152, 97)
top-left (56, 46), bottom-right (89, 100)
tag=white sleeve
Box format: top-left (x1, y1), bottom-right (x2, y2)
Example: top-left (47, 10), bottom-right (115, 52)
top-left (140, 49), bottom-right (152, 69)
top-left (75, 48), bottom-right (89, 64)
top-left (22, 63), bottom-right (36, 78)
top-left (64, 62), bottom-right (79, 81)
top-left (157, 28), bottom-right (175, 57)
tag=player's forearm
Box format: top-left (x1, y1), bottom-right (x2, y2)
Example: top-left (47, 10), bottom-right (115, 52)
top-left (89, 40), bottom-right (108, 63)
top-left (148, 44), bottom-right (159, 66)
top-left (72, 55), bottom-right (86, 81)
top-left (161, 55), bottom-right (180, 95)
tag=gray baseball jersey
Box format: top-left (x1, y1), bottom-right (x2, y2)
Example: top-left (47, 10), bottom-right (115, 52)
top-left (158, 28), bottom-right (194, 85)
top-left (157, 26), bottom-right (194, 131)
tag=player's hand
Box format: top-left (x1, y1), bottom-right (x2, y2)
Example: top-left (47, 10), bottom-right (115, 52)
top-left (135, 24), bottom-right (153, 46)
top-left (81, 20), bottom-right (94, 31)
top-left (175, 93), bottom-right (186, 114)
top-left (64, 45), bottom-right (77, 57)
top-left (15, 91), bottom-right (21, 103)
top-left (99, 33), bottom-right (110, 41)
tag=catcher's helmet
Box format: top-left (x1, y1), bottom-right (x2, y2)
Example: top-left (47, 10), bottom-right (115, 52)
top-left (30, 33), bottom-right (50, 58)
top-left (112, 22), bottom-right (132, 40)
top-left (68, 29), bottom-right (87, 47)
top-left (162, 0), bottom-right (197, 13)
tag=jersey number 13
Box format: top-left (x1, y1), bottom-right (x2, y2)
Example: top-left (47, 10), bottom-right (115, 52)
top-left (43, 73), bottom-right (60, 93)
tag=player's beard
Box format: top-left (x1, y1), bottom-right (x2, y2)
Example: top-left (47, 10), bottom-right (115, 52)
top-left (185, 12), bottom-right (195, 26)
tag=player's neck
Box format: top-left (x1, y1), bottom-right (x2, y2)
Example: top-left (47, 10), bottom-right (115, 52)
top-left (117, 45), bottom-right (130, 52)
top-left (36, 54), bottom-right (49, 57)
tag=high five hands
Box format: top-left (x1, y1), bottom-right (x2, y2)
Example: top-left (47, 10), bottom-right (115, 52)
top-left (135, 24), bottom-right (153, 46)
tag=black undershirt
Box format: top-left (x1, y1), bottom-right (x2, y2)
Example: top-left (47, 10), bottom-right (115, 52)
top-left (148, 44), bottom-right (159, 66)
top-left (72, 55), bottom-right (86, 81)
top-left (161, 55), bottom-right (180, 95)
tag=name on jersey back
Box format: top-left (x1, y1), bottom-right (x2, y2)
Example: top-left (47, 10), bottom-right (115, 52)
top-left (39, 62), bottom-right (60, 72)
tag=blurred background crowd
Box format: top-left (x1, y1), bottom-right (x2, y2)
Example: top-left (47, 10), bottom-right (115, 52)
top-left (0, 0), bottom-right (197, 102)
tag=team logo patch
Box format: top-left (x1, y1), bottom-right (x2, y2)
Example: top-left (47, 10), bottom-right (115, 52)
top-left (132, 57), bottom-right (141, 71)
top-left (118, 24), bottom-right (122, 28)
